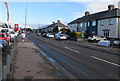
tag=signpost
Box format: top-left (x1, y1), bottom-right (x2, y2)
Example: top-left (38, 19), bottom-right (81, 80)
top-left (14, 24), bottom-right (19, 32)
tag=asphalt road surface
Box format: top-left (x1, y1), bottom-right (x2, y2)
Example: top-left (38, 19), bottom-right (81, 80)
top-left (27, 33), bottom-right (119, 80)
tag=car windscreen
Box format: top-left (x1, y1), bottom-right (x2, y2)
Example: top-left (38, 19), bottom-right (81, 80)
top-left (1, 29), bottom-right (8, 33)
top-left (60, 34), bottom-right (65, 36)
top-left (0, 34), bottom-right (5, 37)
top-left (10, 32), bottom-right (15, 34)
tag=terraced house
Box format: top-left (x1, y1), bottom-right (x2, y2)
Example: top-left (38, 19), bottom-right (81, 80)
top-left (68, 5), bottom-right (120, 39)
top-left (68, 11), bottom-right (99, 37)
top-left (98, 5), bottom-right (120, 38)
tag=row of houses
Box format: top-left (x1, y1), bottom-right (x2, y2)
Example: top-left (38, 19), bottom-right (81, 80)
top-left (41, 20), bottom-right (67, 32)
top-left (68, 5), bottom-right (120, 39)
top-left (40, 5), bottom-right (120, 39)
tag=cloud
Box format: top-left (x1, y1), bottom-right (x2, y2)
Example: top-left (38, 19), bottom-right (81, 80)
top-left (2, 0), bottom-right (120, 2)
top-left (70, 0), bottom-right (119, 2)
top-left (72, 12), bottom-right (84, 19)
top-left (56, 18), bottom-right (63, 21)
top-left (85, 2), bottom-right (118, 14)
top-left (71, 1), bottom-right (119, 20)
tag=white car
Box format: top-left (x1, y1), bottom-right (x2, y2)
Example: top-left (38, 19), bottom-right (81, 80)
top-left (46, 33), bottom-right (54, 38)
top-left (88, 35), bottom-right (106, 43)
top-left (98, 40), bottom-right (110, 47)
top-left (10, 31), bottom-right (16, 38)
top-left (55, 34), bottom-right (67, 40)
top-left (114, 40), bottom-right (120, 46)
top-left (37, 33), bottom-right (41, 36)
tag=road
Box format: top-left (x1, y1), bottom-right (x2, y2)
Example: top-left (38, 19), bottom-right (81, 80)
top-left (27, 33), bottom-right (119, 80)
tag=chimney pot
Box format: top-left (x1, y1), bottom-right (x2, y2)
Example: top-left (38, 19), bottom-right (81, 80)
top-left (53, 22), bottom-right (55, 24)
top-left (57, 20), bottom-right (60, 23)
top-left (108, 5), bottom-right (115, 10)
top-left (85, 11), bottom-right (90, 16)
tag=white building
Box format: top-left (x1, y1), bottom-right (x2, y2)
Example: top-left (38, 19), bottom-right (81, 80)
top-left (118, 1), bottom-right (120, 8)
top-left (45, 20), bottom-right (67, 32)
top-left (98, 5), bottom-right (120, 38)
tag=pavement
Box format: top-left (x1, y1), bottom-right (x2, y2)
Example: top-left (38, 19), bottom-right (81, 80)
top-left (77, 40), bottom-right (120, 55)
top-left (13, 35), bottom-right (66, 79)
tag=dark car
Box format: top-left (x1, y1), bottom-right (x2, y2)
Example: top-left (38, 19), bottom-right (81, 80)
top-left (42, 33), bottom-right (47, 37)
top-left (0, 39), bottom-right (8, 53)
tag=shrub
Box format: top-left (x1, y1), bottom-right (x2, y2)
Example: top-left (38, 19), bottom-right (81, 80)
top-left (53, 27), bottom-right (59, 33)
top-left (69, 32), bottom-right (82, 38)
top-left (76, 32), bottom-right (82, 38)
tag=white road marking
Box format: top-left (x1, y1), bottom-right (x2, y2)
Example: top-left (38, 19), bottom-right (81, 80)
top-left (90, 56), bottom-right (120, 67)
top-left (52, 43), bottom-right (59, 46)
top-left (65, 47), bottom-right (79, 53)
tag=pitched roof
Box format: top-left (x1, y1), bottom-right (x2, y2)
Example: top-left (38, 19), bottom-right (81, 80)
top-left (54, 22), bottom-right (67, 27)
top-left (47, 21), bottom-right (67, 28)
top-left (68, 8), bottom-right (120, 25)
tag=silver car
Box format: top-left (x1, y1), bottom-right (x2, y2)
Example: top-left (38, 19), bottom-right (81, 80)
top-left (88, 35), bottom-right (107, 43)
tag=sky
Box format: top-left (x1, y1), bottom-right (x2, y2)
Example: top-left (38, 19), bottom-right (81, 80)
top-left (0, 0), bottom-right (120, 29)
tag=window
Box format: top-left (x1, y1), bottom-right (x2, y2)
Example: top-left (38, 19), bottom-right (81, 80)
top-left (87, 22), bottom-right (90, 26)
top-left (109, 18), bottom-right (113, 25)
top-left (100, 20), bottom-right (104, 26)
top-left (84, 22), bottom-right (87, 27)
top-left (80, 23), bottom-right (83, 27)
top-left (75, 24), bottom-right (77, 28)
top-left (72, 24), bottom-right (74, 28)
top-left (92, 21), bottom-right (96, 26)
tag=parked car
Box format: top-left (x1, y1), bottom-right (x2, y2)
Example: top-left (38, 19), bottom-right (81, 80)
top-left (37, 33), bottom-right (41, 36)
top-left (55, 34), bottom-right (67, 40)
top-left (88, 35), bottom-right (107, 43)
top-left (114, 40), bottom-right (120, 46)
top-left (0, 33), bottom-right (9, 42)
top-left (0, 39), bottom-right (8, 45)
top-left (10, 31), bottom-right (16, 38)
top-left (0, 39), bottom-right (8, 52)
top-left (98, 40), bottom-right (110, 47)
top-left (46, 33), bottom-right (54, 38)
top-left (42, 33), bottom-right (47, 37)
top-left (9, 31), bottom-right (16, 42)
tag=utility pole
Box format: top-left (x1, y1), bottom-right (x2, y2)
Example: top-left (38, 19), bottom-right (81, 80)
top-left (25, 2), bottom-right (27, 33)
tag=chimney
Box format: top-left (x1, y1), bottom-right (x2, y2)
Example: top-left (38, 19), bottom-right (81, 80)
top-left (57, 20), bottom-right (60, 23)
top-left (108, 5), bottom-right (115, 10)
top-left (53, 22), bottom-right (55, 24)
top-left (85, 11), bottom-right (90, 16)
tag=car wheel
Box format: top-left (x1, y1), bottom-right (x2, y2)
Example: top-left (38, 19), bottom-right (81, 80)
top-left (88, 40), bottom-right (91, 42)
top-left (93, 39), bottom-right (97, 43)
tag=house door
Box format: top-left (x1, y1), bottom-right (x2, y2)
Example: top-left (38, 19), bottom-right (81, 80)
top-left (103, 29), bottom-right (110, 37)
top-left (82, 31), bottom-right (85, 38)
